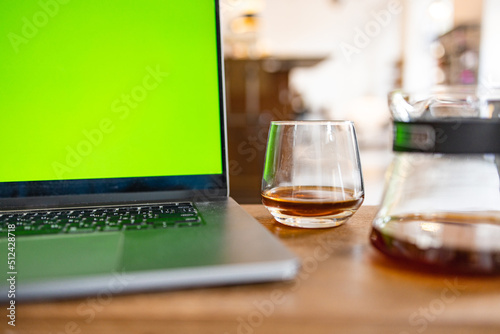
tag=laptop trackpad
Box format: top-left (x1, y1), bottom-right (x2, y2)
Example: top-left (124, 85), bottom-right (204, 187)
top-left (16, 233), bottom-right (123, 282)
top-left (119, 228), bottom-right (223, 271)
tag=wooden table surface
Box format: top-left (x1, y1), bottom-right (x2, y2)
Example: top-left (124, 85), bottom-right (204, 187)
top-left (8, 205), bottom-right (500, 334)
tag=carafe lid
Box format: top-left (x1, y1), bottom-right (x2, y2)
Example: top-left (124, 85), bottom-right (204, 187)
top-left (389, 86), bottom-right (500, 153)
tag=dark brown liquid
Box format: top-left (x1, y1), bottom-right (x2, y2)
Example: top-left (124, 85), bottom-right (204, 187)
top-left (370, 214), bottom-right (500, 275)
top-left (261, 186), bottom-right (363, 217)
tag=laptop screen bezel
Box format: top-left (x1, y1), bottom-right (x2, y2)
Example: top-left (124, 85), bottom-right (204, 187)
top-left (0, 0), bottom-right (229, 210)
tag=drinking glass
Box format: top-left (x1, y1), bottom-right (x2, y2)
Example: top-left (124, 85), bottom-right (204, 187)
top-left (261, 121), bottom-right (364, 228)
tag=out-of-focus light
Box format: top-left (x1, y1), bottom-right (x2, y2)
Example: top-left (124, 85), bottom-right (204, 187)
top-left (232, 42), bottom-right (248, 58)
top-left (460, 50), bottom-right (478, 69)
top-left (420, 222), bottom-right (441, 233)
top-left (435, 68), bottom-right (446, 84)
top-left (230, 14), bottom-right (259, 34)
top-left (428, 0), bottom-right (453, 21)
top-left (430, 41), bottom-right (446, 59)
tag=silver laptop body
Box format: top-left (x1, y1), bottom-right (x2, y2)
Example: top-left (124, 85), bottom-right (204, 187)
top-left (0, 0), bottom-right (298, 301)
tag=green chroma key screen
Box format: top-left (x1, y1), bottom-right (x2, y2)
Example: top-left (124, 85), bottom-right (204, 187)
top-left (0, 0), bottom-right (223, 183)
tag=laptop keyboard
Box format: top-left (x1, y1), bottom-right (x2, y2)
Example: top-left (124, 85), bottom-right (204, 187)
top-left (0, 202), bottom-right (202, 238)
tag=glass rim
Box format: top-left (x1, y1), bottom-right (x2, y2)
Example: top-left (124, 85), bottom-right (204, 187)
top-left (270, 120), bottom-right (354, 126)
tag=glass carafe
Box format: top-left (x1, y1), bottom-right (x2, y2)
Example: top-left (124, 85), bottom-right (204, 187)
top-left (371, 86), bottom-right (500, 274)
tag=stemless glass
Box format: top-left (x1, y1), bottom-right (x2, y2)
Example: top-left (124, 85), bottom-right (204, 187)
top-left (261, 121), bottom-right (364, 228)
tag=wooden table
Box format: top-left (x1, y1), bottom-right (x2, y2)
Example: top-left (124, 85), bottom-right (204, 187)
top-left (9, 206), bottom-right (500, 334)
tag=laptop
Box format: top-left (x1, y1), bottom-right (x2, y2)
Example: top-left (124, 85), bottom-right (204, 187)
top-left (0, 0), bottom-right (299, 301)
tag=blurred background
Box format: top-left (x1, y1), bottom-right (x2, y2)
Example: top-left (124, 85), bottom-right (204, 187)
top-left (220, 0), bottom-right (497, 205)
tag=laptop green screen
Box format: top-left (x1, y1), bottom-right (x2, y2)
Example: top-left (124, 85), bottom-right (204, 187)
top-left (0, 0), bottom-right (223, 183)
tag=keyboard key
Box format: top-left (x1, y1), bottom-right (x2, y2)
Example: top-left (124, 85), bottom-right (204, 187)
top-left (178, 222), bottom-right (202, 228)
top-left (92, 221), bottom-right (107, 227)
top-left (17, 225), bottom-right (37, 232)
top-left (180, 217), bottom-right (201, 223)
top-left (38, 224), bottom-right (64, 233)
top-left (16, 229), bottom-right (54, 236)
top-left (66, 226), bottom-right (96, 234)
top-left (153, 221), bottom-right (177, 229)
top-left (102, 225), bottom-right (122, 232)
top-left (123, 224), bottom-right (152, 231)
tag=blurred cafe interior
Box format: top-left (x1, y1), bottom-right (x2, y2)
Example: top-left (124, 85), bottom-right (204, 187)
top-left (221, 0), bottom-right (493, 205)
